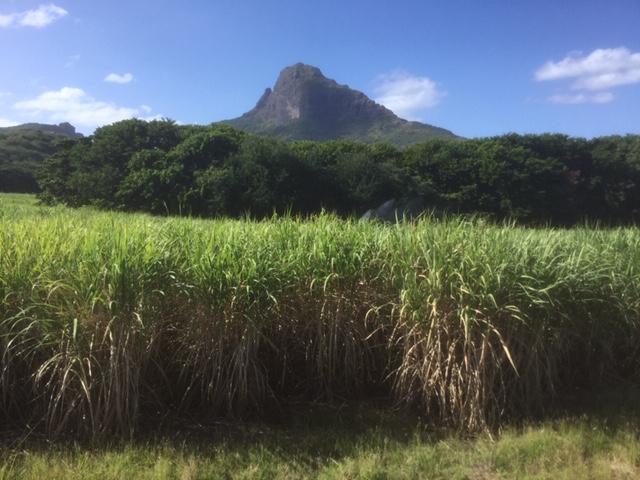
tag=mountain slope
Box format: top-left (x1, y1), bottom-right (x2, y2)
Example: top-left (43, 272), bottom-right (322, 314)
top-left (0, 123), bottom-right (82, 193)
top-left (0, 122), bottom-right (83, 138)
top-left (222, 63), bottom-right (459, 146)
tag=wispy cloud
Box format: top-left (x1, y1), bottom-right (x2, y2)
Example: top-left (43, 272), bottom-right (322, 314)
top-left (548, 92), bottom-right (615, 105)
top-left (535, 47), bottom-right (640, 104)
top-left (65, 54), bottom-right (81, 69)
top-left (373, 70), bottom-right (446, 120)
top-left (13, 87), bottom-right (158, 129)
top-left (104, 73), bottom-right (134, 84)
top-left (0, 4), bottom-right (68, 28)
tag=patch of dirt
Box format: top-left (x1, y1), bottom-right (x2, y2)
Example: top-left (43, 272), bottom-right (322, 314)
top-left (468, 463), bottom-right (503, 480)
top-left (610, 459), bottom-right (639, 479)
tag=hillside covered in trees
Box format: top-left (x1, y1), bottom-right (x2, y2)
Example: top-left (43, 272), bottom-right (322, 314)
top-left (0, 123), bottom-right (83, 193)
top-left (0, 129), bottom-right (62, 193)
top-left (37, 119), bottom-right (640, 226)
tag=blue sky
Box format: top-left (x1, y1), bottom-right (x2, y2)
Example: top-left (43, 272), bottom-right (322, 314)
top-left (1, 1), bottom-right (639, 139)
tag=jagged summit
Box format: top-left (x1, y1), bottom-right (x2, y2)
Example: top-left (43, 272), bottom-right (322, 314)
top-left (239, 63), bottom-right (392, 125)
top-left (222, 63), bottom-right (458, 147)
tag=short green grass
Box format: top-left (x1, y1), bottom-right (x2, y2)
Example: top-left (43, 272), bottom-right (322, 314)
top-left (0, 192), bottom-right (37, 207)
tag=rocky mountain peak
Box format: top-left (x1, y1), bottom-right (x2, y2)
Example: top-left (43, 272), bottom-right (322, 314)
top-left (241, 63), bottom-right (393, 126)
top-left (222, 63), bottom-right (459, 146)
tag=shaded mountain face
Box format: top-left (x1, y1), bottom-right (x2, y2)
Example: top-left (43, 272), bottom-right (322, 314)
top-left (222, 63), bottom-right (459, 146)
top-left (0, 122), bottom-right (83, 138)
top-left (0, 123), bottom-right (84, 193)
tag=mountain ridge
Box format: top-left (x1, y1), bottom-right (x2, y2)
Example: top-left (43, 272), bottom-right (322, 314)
top-left (222, 63), bottom-right (459, 147)
top-left (0, 122), bottom-right (83, 138)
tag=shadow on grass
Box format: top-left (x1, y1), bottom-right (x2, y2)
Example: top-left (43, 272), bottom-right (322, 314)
top-left (3, 386), bottom-right (640, 464)
top-left (132, 396), bottom-right (432, 466)
top-left (547, 384), bottom-right (640, 438)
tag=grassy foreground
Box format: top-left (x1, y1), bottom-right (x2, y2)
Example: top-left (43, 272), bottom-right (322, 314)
top-left (1, 194), bottom-right (640, 442)
top-left (2, 391), bottom-right (640, 479)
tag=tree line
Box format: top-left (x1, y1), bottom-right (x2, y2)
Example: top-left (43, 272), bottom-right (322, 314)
top-left (36, 119), bottom-right (640, 225)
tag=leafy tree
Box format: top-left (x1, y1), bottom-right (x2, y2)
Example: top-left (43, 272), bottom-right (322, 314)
top-left (222, 136), bottom-right (301, 217)
top-left (85, 119), bottom-right (184, 208)
top-left (331, 149), bottom-right (405, 214)
top-left (33, 123), bottom-right (640, 225)
top-left (164, 124), bottom-right (246, 215)
top-left (36, 137), bottom-right (92, 206)
top-left (37, 119), bottom-right (185, 209)
top-left (115, 149), bottom-right (183, 214)
top-left (588, 135), bottom-right (640, 223)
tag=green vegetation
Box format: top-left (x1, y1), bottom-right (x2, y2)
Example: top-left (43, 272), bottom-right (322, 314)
top-left (226, 109), bottom-right (457, 147)
top-left (0, 129), bottom-right (61, 193)
top-left (2, 194), bottom-right (640, 477)
top-left (0, 192), bottom-right (37, 207)
top-left (2, 195), bottom-right (640, 443)
top-left (2, 390), bottom-right (640, 478)
top-left (36, 119), bottom-right (640, 225)
top-left (3, 118), bottom-right (639, 226)
top-left (0, 123), bottom-right (82, 194)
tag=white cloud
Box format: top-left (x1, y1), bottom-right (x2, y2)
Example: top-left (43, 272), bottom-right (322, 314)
top-left (13, 87), bottom-right (156, 129)
top-left (0, 15), bottom-right (13, 27)
top-left (573, 69), bottom-right (640, 91)
top-left (142, 114), bottom-right (165, 122)
top-left (548, 92), bottom-right (615, 105)
top-left (0, 4), bottom-right (68, 28)
top-left (373, 70), bottom-right (446, 120)
top-left (21, 4), bottom-right (68, 27)
top-left (104, 73), bottom-right (134, 84)
top-left (0, 118), bottom-right (19, 127)
top-left (535, 47), bottom-right (640, 104)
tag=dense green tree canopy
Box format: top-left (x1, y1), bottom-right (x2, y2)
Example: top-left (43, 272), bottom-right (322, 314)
top-left (34, 119), bottom-right (640, 225)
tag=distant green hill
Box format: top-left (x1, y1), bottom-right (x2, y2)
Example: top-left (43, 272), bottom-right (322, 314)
top-left (0, 122), bottom-right (83, 138)
top-left (0, 123), bottom-right (82, 193)
top-left (222, 63), bottom-right (460, 147)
